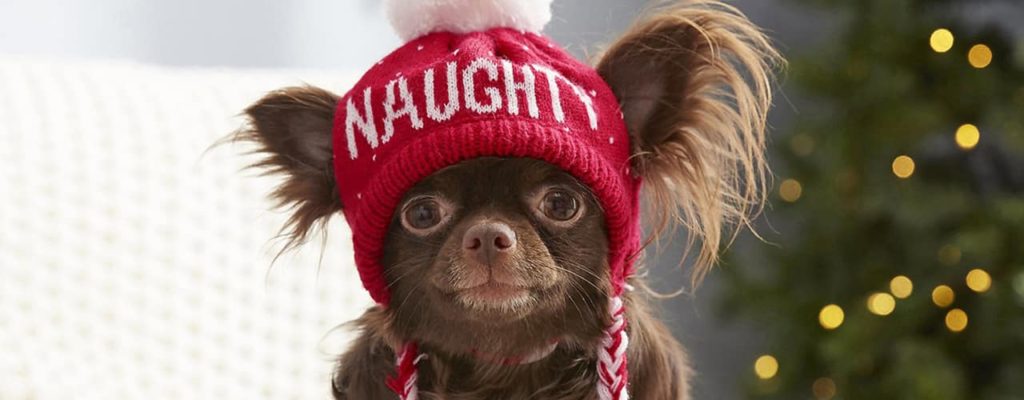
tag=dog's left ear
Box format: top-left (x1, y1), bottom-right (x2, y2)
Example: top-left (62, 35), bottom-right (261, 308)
top-left (596, 0), bottom-right (782, 282)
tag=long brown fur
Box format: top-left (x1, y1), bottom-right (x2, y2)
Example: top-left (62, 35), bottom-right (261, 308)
top-left (235, 86), bottom-right (342, 253)
top-left (597, 0), bottom-right (782, 284)
top-left (236, 1), bottom-right (780, 399)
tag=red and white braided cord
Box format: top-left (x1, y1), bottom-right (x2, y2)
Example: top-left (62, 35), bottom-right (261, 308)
top-left (597, 295), bottom-right (629, 400)
top-left (386, 342), bottom-right (420, 400)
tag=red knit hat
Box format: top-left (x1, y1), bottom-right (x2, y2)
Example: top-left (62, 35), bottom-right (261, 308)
top-left (332, 1), bottom-right (638, 398)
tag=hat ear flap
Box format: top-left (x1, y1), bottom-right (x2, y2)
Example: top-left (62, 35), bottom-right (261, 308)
top-left (596, 0), bottom-right (782, 283)
top-left (237, 85), bottom-right (343, 251)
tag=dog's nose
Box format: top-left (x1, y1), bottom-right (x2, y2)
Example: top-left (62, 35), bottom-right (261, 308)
top-left (462, 222), bottom-right (517, 265)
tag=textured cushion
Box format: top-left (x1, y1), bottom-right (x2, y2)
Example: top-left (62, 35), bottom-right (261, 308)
top-left (0, 56), bottom-right (370, 400)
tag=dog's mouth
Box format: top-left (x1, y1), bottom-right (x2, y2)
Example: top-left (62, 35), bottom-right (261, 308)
top-left (444, 280), bottom-right (538, 314)
top-left (461, 281), bottom-right (530, 301)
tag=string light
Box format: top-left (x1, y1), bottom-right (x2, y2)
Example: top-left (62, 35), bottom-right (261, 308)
top-left (892, 155), bottom-right (915, 179)
top-left (966, 269), bottom-right (992, 293)
top-left (968, 44), bottom-right (993, 68)
top-left (754, 355), bottom-right (779, 380)
top-left (780, 179), bottom-right (803, 203)
top-left (819, 304), bottom-right (845, 330)
top-left (929, 29), bottom-right (955, 53)
top-left (937, 244), bottom-right (962, 266)
top-left (889, 276), bottom-right (914, 299)
top-left (945, 308), bottom-right (968, 332)
top-left (790, 134), bottom-right (815, 156)
top-left (955, 124), bottom-right (981, 150)
top-left (836, 168), bottom-right (859, 193)
top-left (1013, 272), bottom-right (1024, 303)
top-left (932, 285), bottom-right (956, 308)
top-left (812, 377), bottom-right (838, 400)
top-left (867, 292), bottom-right (896, 316)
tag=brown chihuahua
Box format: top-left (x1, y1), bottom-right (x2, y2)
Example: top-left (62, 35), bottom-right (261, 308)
top-left (237, 1), bottom-right (779, 398)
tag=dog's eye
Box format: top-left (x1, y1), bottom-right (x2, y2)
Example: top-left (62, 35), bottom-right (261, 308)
top-left (402, 198), bottom-right (447, 233)
top-left (541, 190), bottom-right (580, 221)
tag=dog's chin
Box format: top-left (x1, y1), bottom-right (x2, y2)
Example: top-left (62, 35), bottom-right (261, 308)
top-left (442, 282), bottom-right (540, 320)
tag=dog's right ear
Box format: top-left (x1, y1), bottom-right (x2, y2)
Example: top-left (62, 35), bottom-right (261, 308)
top-left (595, 0), bottom-right (782, 283)
top-left (237, 85), bottom-right (342, 250)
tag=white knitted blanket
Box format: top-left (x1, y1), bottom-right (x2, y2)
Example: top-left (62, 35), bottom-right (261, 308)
top-left (0, 57), bottom-right (371, 400)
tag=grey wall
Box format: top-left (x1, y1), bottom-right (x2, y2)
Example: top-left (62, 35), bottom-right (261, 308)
top-left (0, 1), bottom-right (811, 398)
top-left (0, 0), bottom-right (808, 70)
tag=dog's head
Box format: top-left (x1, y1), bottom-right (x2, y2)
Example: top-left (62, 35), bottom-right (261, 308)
top-left (237, 1), bottom-right (779, 356)
top-left (378, 157), bottom-right (611, 353)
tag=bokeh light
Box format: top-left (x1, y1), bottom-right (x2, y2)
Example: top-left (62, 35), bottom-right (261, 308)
top-left (867, 292), bottom-right (896, 316)
top-left (945, 308), bottom-right (969, 332)
top-left (819, 304), bottom-right (845, 330)
top-left (966, 269), bottom-right (992, 293)
top-left (812, 377), bottom-right (837, 400)
top-left (938, 244), bottom-right (962, 266)
top-left (1013, 272), bottom-right (1024, 303)
top-left (755, 355), bottom-right (779, 380)
top-left (932, 285), bottom-right (956, 308)
top-left (790, 133), bottom-right (815, 156)
top-left (968, 44), bottom-right (993, 68)
top-left (780, 179), bottom-right (804, 203)
top-left (890, 276), bottom-right (914, 299)
top-left (955, 124), bottom-right (981, 150)
top-left (929, 29), bottom-right (955, 53)
top-left (892, 155), bottom-right (915, 179)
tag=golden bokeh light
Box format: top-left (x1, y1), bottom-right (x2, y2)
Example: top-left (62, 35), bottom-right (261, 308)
top-left (812, 377), bottom-right (838, 400)
top-left (790, 134), bottom-right (816, 156)
top-left (867, 292), bottom-right (896, 316)
top-left (966, 269), bottom-right (992, 293)
top-left (929, 29), bottom-right (955, 53)
top-left (780, 179), bottom-right (804, 203)
top-left (1013, 273), bottom-right (1024, 301)
top-left (819, 304), bottom-right (845, 330)
top-left (955, 124), bottom-right (981, 150)
top-left (968, 44), bottom-right (993, 68)
top-left (945, 308), bottom-right (968, 332)
top-left (938, 244), bottom-right (962, 266)
top-left (754, 355), bottom-right (779, 380)
top-left (890, 275), bottom-right (914, 299)
top-left (892, 155), bottom-right (915, 179)
top-left (932, 285), bottom-right (955, 308)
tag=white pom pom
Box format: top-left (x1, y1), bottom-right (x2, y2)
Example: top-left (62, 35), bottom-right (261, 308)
top-left (385, 0), bottom-right (554, 42)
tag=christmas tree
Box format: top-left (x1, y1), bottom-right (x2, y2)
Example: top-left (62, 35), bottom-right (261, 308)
top-left (719, 0), bottom-right (1024, 398)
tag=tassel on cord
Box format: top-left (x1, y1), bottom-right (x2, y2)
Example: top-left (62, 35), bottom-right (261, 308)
top-left (597, 295), bottom-right (630, 400)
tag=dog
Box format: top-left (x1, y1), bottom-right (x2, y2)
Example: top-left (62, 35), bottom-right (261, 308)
top-left (236, 1), bottom-right (779, 398)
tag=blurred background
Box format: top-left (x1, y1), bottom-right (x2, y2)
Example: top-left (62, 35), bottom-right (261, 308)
top-left (1, 0), bottom-right (1022, 399)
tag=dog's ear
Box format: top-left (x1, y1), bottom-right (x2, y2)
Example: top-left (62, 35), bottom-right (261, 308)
top-left (237, 85), bottom-right (342, 251)
top-left (596, 0), bottom-right (782, 282)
